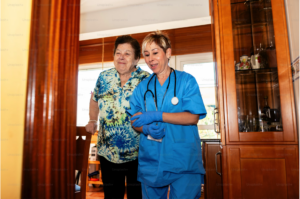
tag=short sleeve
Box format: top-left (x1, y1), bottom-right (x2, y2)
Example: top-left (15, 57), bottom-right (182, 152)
top-left (182, 75), bottom-right (207, 119)
top-left (126, 85), bottom-right (143, 116)
top-left (92, 73), bottom-right (101, 102)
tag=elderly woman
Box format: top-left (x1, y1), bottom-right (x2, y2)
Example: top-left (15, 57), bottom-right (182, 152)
top-left (127, 31), bottom-right (207, 199)
top-left (85, 35), bottom-right (149, 199)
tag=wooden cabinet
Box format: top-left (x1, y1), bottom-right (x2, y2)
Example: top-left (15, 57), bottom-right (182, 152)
top-left (222, 145), bottom-right (299, 199)
top-left (212, 0), bottom-right (297, 145)
top-left (210, 0), bottom-right (299, 198)
top-left (202, 140), bottom-right (223, 199)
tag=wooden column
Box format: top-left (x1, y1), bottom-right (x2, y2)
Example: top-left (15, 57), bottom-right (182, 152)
top-left (21, 0), bottom-right (80, 198)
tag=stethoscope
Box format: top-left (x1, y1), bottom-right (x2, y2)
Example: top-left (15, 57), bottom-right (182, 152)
top-left (144, 67), bottom-right (178, 111)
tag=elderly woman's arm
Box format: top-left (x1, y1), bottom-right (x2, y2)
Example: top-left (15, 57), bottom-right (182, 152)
top-left (85, 93), bottom-right (99, 134)
top-left (131, 112), bottom-right (143, 132)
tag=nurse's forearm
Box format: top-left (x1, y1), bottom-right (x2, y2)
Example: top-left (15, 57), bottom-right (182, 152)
top-left (163, 112), bottom-right (199, 125)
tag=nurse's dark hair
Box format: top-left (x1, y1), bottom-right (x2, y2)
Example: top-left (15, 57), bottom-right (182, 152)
top-left (113, 35), bottom-right (141, 60)
top-left (142, 30), bottom-right (171, 56)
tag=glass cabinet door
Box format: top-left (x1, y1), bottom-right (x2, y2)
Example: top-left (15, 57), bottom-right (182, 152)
top-left (231, 0), bottom-right (282, 133)
top-left (217, 0), bottom-right (297, 143)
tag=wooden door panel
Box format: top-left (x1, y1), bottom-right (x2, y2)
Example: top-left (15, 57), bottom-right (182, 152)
top-left (240, 159), bottom-right (287, 199)
top-left (202, 141), bottom-right (223, 199)
top-left (227, 148), bottom-right (242, 198)
top-left (223, 145), bottom-right (299, 199)
top-left (239, 131), bottom-right (283, 142)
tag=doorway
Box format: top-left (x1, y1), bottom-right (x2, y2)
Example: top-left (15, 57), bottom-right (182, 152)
top-left (21, 1), bottom-right (218, 198)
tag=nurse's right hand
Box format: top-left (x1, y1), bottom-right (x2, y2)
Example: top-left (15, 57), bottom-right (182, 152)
top-left (142, 123), bottom-right (165, 139)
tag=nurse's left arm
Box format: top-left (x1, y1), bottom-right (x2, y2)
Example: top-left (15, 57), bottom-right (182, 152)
top-left (162, 112), bottom-right (199, 125)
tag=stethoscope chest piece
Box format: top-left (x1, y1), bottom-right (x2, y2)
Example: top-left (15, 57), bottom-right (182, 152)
top-left (171, 97), bottom-right (179, 105)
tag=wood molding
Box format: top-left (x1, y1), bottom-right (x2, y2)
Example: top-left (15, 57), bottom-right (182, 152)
top-left (271, 0), bottom-right (297, 141)
top-left (21, 0), bottom-right (80, 198)
top-left (210, 0), bottom-right (226, 146)
top-left (79, 25), bottom-right (213, 65)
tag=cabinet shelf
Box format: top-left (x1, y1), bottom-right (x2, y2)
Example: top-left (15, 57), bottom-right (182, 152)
top-left (235, 67), bottom-right (277, 74)
top-left (233, 22), bottom-right (268, 28)
top-left (231, 0), bottom-right (265, 5)
top-left (239, 130), bottom-right (282, 134)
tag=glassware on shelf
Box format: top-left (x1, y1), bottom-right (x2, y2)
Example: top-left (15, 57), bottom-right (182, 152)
top-left (238, 107), bottom-right (245, 132)
top-left (249, 111), bottom-right (253, 131)
top-left (276, 123), bottom-right (283, 131)
top-left (269, 109), bottom-right (282, 131)
top-left (252, 116), bottom-right (258, 132)
top-left (266, 41), bottom-right (277, 68)
top-left (244, 115), bottom-right (251, 132)
top-left (262, 96), bottom-right (271, 122)
top-left (239, 117), bottom-right (245, 132)
top-left (259, 108), bottom-right (268, 132)
top-left (250, 53), bottom-right (260, 69)
top-left (259, 43), bottom-right (268, 68)
top-left (236, 62), bottom-right (240, 70)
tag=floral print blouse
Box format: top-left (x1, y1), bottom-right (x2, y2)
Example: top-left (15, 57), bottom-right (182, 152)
top-left (93, 67), bottom-right (149, 163)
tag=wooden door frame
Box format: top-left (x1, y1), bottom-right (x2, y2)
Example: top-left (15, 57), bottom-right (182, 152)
top-left (21, 0), bottom-right (80, 198)
top-left (210, 0), bottom-right (226, 146)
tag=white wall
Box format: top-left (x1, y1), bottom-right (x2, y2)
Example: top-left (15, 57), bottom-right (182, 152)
top-left (285, 0), bottom-right (299, 134)
top-left (285, 0), bottom-right (299, 61)
top-left (1, 0), bottom-right (32, 198)
top-left (285, 2), bottom-right (299, 191)
top-left (80, 0), bottom-right (209, 34)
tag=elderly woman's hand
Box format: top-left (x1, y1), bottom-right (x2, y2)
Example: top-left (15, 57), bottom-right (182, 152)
top-left (131, 112), bottom-right (142, 122)
top-left (132, 111), bottom-right (163, 127)
top-left (85, 122), bottom-right (98, 135)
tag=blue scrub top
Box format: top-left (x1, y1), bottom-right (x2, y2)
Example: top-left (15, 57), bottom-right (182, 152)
top-left (127, 70), bottom-right (207, 187)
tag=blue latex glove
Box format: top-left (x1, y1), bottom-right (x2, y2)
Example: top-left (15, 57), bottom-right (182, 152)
top-left (142, 123), bottom-right (165, 139)
top-left (132, 111), bottom-right (163, 127)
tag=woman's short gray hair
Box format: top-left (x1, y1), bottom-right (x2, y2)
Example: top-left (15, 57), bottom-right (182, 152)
top-left (142, 30), bottom-right (171, 56)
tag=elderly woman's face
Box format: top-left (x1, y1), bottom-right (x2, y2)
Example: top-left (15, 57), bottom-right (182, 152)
top-left (144, 42), bottom-right (171, 75)
top-left (114, 43), bottom-right (139, 75)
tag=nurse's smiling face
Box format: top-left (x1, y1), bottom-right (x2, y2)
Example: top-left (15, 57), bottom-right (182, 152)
top-left (144, 42), bottom-right (171, 75)
top-left (114, 43), bottom-right (139, 75)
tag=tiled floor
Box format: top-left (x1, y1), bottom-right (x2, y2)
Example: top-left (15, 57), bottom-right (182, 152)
top-left (86, 186), bottom-right (205, 199)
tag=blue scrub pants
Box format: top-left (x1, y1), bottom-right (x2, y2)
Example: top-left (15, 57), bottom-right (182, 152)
top-left (141, 174), bottom-right (202, 199)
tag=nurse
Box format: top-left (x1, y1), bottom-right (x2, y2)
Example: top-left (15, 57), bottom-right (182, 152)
top-left (127, 31), bottom-right (207, 199)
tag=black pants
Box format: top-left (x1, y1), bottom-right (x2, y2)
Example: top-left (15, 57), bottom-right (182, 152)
top-left (99, 156), bottom-right (142, 199)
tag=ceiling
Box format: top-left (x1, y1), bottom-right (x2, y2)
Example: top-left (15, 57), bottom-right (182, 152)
top-left (80, 0), bottom-right (165, 13)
